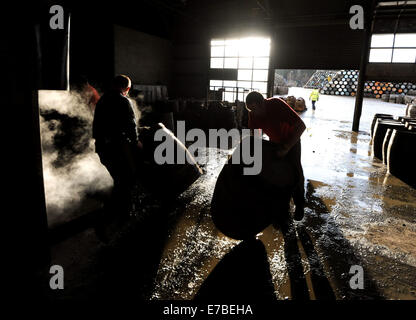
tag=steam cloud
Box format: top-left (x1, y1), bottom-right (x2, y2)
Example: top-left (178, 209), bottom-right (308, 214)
top-left (38, 90), bottom-right (113, 227)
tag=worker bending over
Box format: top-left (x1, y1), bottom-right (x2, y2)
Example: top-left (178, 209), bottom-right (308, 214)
top-left (245, 91), bottom-right (306, 221)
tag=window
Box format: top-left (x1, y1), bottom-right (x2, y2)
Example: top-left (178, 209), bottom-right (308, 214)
top-left (210, 37), bottom-right (270, 101)
top-left (369, 33), bottom-right (416, 63)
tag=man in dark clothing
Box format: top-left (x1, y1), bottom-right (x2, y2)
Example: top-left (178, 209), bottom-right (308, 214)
top-left (93, 75), bottom-right (142, 219)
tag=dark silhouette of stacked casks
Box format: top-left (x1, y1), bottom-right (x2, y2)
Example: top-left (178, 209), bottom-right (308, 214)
top-left (167, 100), bottom-right (238, 132)
top-left (207, 101), bottom-right (237, 130)
top-left (371, 111), bottom-right (416, 188)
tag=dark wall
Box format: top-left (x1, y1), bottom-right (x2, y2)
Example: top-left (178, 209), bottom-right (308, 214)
top-left (70, 12), bottom-right (115, 92)
top-left (367, 63), bottom-right (416, 82)
top-left (272, 25), bottom-right (364, 70)
top-left (114, 25), bottom-right (172, 86)
top-left (170, 22), bottom-right (210, 99)
top-left (5, 2), bottom-right (50, 298)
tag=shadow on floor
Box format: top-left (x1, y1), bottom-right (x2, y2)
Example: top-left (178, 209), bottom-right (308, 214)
top-left (194, 239), bottom-right (276, 302)
top-left (302, 180), bottom-right (383, 299)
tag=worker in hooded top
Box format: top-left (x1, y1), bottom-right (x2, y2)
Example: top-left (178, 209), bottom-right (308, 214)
top-left (93, 74), bottom-right (143, 221)
top-left (309, 88), bottom-right (320, 110)
top-left (245, 91), bottom-right (306, 222)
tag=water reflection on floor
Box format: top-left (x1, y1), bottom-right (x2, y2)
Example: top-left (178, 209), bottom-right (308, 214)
top-left (151, 90), bottom-right (416, 300)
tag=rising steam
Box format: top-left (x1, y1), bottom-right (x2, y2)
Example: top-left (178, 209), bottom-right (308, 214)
top-left (38, 90), bottom-right (113, 227)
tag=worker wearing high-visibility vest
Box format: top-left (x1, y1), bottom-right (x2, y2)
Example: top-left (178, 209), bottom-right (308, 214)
top-left (309, 89), bottom-right (320, 110)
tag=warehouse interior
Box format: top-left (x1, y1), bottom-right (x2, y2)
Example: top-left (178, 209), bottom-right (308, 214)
top-left (7, 0), bottom-right (416, 304)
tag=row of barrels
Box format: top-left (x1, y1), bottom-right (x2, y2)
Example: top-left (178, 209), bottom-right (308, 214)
top-left (371, 111), bottom-right (416, 188)
top-left (320, 70), bottom-right (416, 103)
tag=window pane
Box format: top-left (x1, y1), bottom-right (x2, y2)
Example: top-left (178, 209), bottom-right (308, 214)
top-left (394, 33), bottom-right (416, 47)
top-left (253, 57), bottom-right (269, 69)
top-left (225, 39), bottom-right (239, 45)
top-left (211, 39), bottom-right (225, 45)
top-left (238, 57), bottom-right (253, 68)
top-left (223, 81), bottom-right (237, 87)
top-left (238, 70), bottom-right (252, 81)
top-left (224, 57), bottom-right (238, 69)
top-left (210, 80), bottom-right (223, 87)
top-left (238, 81), bottom-right (252, 90)
top-left (211, 46), bottom-right (224, 57)
top-left (253, 70), bottom-right (268, 81)
top-left (225, 45), bottom-right (239, 57)
top-left (210, 58), bottom-right (224, 68)
top-left (252, 81), bottom-right (268, 92)
top-left (253, 43), bottom-right (270, 57)
top-left (369, 48), bottom-right (392, 62)
top-left (392, 49), bottom-right (416, 63)
top-left (371, 34), bottom-right (394, 48)
top-left (224, 92), bottom-right (235, 102)
top-left (239, 39), bottom-right (254, 56)
top-left (237, 92), bottom-right (245, 101)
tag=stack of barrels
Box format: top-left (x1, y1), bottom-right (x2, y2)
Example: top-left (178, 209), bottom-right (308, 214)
top-left (321, 70), bottom-right (359, 96)
top-left (320, 70), bottom-right (416, 104)
top-left (371, 108), bottom-right (416, 188)
top-left (304, 70), bottom-right (338, 89)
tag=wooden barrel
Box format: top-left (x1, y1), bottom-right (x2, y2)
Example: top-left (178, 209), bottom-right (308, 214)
top-left (139, 123), bottom-right (203, 198)
top-left (382, 125), bottom-right (406, 164)
top-left (387, 129), bottom-right (416, 188)
top-left (370, 114), bottom-right (393, 138)
top-left (407, 104), bottom-right (416, 117)
top-left (285, 96), bottom-right (296, 109)
top-left (405, 120), bottom-right (416, 128)
top-left (381, 94), bottom-right (390, 102)
top-left (389, 94), bottom-right (398, 103)
top-left (372, 119), bottom-right (402, 160)
top-left (294, 97), bottom-right (306, 112)
top-left (398, 116), bottom-right (414, 123)
top-left (211, 136), bottom-right (295, 240)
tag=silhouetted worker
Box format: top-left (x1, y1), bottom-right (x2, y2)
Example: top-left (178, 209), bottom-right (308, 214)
top-left (93, 75), bottom-right (142, 219)
top-left (245, 91), bottom-right (306, 221)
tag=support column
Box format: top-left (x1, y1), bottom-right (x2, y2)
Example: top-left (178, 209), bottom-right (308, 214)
top-left (352, 0), bottom-right (376, 132)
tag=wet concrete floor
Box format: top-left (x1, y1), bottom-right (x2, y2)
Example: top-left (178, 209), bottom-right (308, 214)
top-left (150, 88), bottom-right (416, 300)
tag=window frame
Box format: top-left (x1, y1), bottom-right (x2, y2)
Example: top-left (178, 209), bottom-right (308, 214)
top-left (369, 32), bottom-right (416, 64)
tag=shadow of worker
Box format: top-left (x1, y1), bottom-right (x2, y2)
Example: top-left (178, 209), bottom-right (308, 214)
top-left (194, 239), bottom-right (276, 302)
top-left (278, 220), bottom-right (335, 300)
